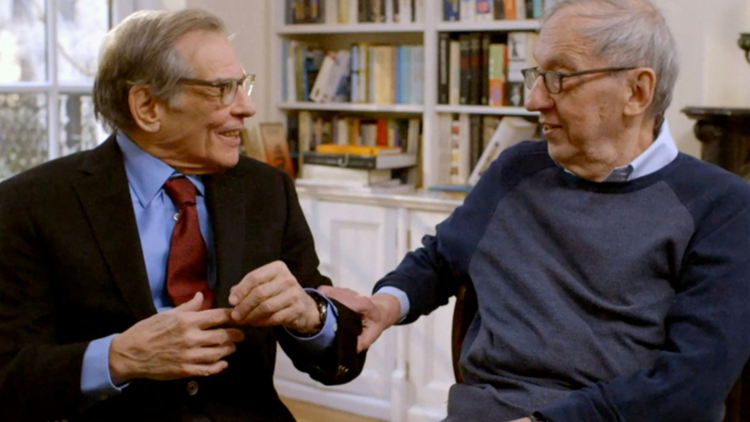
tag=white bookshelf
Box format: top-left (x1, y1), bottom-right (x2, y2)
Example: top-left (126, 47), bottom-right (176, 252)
top-left (270, 2), bottom-right (541, 189)
top-left (279, 102), bottom-right (424, 114)
top-left (276, 23), bottom-right (426, 34)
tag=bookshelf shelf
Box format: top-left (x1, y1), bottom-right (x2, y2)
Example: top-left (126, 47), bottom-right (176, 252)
top-left (277, 23), bottom-right (426, 35)
top-left (436, 19), bottom-right (540, 32)
top-left (271, 1), bottom-right (542, 190)
top-left (279, 102), bottom-right (424, 114)
top-left (435, 105), bottom-right (538, 117)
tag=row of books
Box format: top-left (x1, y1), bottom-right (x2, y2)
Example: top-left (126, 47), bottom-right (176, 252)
top-left (443, 0), bottom-right (544, 21)
top-left (285, 0), bottom-right (426, 25)
top-left (438, 31), bottom-right (537, 107)
top-left (293, 111), bottom-right (420, 155)
top-left (282, 41), bottom-right (425, 105)
top-left (437, 114), bottom-right (538, 186)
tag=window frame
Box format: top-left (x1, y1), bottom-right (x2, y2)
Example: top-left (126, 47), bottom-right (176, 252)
top-left (0, 0), bottom-right (138, 163)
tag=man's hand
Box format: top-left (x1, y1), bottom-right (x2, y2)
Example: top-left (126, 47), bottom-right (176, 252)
top-left (109, 292), bottom-right (245, 385)
top-left (228, 261), bottom-right (321, 334)
top-left (317, 286), bottom-right (401, 352)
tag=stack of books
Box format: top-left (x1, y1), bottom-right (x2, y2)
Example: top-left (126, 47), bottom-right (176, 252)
top-left (298, 144), bottom-right (418, 193)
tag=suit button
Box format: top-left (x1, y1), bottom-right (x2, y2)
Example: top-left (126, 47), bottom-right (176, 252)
top-left (186, 380), bottom-right (199, 396)
top-left (338, 365), bottom-right (349, 374)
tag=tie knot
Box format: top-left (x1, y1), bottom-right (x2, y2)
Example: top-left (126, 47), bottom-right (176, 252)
top-left (164, 176), bottom-right (197, 207)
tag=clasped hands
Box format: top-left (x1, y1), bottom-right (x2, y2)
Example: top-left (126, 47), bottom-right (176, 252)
top-left (109, 260), bottom-right (321, 385)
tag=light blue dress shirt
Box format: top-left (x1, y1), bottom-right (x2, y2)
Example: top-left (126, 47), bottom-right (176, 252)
top-left (380, 120), bottom-right (680, 322)
top-left (80, 133), bottom-right (337, 404)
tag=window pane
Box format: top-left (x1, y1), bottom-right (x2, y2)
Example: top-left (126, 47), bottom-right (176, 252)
top-left (0, 93), bottom-right (48, 180)
top-left (59, 93), bottom-right (107, 156)
top-left (0, 0), bottom-right (47, 82)
top-left (57, 0), bottom-right (109, 83)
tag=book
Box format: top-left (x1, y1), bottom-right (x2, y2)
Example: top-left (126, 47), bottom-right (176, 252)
top-left (240, 126), bottom-right (266, 162)
top-left (258, 122), bottom-right (296, 178)
top-left (460, 0), bottom-right (475, 21)
top-left (468, 116), bottom-right (537, 185)
top-left (296, 178), bottom-right (416, 193)
top-left (302, 151), bottom-right (418, 169)
top-left (316, 144), bottom-right (402, 155)
top-left (300, 164), bottom-right (394, 185)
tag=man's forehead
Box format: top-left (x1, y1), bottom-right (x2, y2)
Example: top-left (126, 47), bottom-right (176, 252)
top-left (535, 13), bottom-right (597, 68)
top-left (174, 30), bottom-right (243, 79)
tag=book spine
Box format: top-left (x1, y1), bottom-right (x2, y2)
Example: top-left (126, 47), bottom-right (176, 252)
top-left (438, 32), bottom-right (450, 104)
top-left (493, 0), bottom-right (505, 19)
top-left (480, 32), bottom-right (490, 105)
top-left (303, 153), bottom-right (378, 169)
top-left (459, 34), bottom-right (470, 105)
top-left (443, 0), bottom-right (459, 21)
top-left (468, 33), bottom-right (480, 105)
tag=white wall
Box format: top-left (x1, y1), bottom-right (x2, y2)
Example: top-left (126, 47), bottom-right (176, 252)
top-left (657, 0), bottom-right (750, 157)
top-left (168, 0), bottom-right (750, 158)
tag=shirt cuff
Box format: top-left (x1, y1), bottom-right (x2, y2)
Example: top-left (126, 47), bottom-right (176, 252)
top-left (375, 286), bottom-right (409, 323)
top-left (284, 288), bottom-right (338, 353)
top-left (81, 334), bottom-right (127, 407)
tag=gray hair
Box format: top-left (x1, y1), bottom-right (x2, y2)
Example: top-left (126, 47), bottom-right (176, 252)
top-left (94, 9), bottom-right (226, 131)
top-left (542, 0), bottom-right (679, 122)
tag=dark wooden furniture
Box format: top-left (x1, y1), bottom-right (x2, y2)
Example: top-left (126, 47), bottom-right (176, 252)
top-left (452, 278), bottom-right (749, 421)
top-left (682, 107), bottom-right (750, 181)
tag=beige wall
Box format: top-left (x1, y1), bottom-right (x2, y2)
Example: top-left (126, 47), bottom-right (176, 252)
top-left (657, 0), bottom-right (750, 157)
top-left (185, 0), bottom-right (272, 130)
top-left (173, 0), bottom-right (750, 157)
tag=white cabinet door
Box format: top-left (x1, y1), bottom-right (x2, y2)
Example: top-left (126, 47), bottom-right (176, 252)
top-left (405, 211), bottom-right (454, 422)
top-left (275, 200), bottom-right (399, 421)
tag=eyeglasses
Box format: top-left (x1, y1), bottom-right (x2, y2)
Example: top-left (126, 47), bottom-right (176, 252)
top-left (178, 74), bottom-right (255, 105)
top-left (521, 67), bottom-right (636, 94)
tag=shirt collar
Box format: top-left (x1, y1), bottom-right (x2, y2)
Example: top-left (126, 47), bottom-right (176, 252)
top-left (116, 132), bottom-right (205, 207)
top-left (560, 119), bottom-right (679, 183)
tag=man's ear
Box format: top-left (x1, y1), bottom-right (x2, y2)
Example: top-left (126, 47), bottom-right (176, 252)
top-left (128, 84), bottom-right (163, 133)
top-left (623, 68), bottom-right (656, 117)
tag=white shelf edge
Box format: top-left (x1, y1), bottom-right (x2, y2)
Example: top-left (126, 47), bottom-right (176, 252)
top-left (436, 19), bottom-right (540, 32)
top-left (277, 23), bottom-right (426, 35)
top-left (279, 102), bottom-right (424, 113)
top-left (435, 105), bottom-right (538, 116)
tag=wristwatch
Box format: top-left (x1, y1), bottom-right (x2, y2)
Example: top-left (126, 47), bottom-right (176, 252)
top-left (307, 290), bottom-right (328, 334)
top-left (289, 290), bottom-right (327, 337)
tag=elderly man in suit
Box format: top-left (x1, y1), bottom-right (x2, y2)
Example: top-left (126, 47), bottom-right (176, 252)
top-left (0, 9), bottom-right (363, 422)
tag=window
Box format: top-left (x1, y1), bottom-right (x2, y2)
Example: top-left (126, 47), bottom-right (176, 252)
top-left (0, 0), bottom-right (121, 180)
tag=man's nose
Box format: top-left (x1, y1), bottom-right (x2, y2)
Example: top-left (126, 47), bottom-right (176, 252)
top-left (525, 77), bottom-right (553, 111)
top-left (232, 88), bottom-right (256, 118)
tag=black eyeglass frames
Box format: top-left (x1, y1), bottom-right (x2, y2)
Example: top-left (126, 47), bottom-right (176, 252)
top-left (521, 67), bottom-right (636, 94)
top-left (178, 74), bottom-right (255, 105)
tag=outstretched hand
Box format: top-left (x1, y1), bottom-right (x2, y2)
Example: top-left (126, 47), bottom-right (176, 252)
top-left (317, 286), bottom-right (401, 352)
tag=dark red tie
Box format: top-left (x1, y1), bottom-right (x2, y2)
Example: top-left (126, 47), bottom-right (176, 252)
top-left (164, 177), bottom-right (213, 310)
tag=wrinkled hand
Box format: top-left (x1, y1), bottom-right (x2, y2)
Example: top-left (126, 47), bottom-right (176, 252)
top-left (109, 292), bottom-right (245, 385)
top-left (228, 260), bottom-right (320, 334)
top-left (317, 286), bottom-right (401, 352)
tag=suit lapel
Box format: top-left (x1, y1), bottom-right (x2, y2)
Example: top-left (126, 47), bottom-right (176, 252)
top-left (74, 136), bottom-right (156, 321)
top-left (205, 169), bottom-right (248, 308)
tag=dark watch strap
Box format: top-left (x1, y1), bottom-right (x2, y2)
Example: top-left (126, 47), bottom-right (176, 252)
top-left (288, 290), bottom-right (328, 338)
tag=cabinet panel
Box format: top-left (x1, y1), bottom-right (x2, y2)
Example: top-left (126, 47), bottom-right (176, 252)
top-left (275, 200), bottom-right (399, 420)
top-left (406, 211), bottom-right (454, 422)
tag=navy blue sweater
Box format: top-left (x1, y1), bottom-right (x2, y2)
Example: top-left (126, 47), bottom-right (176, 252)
top-left (375, 141), bottom-right (750, 422)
